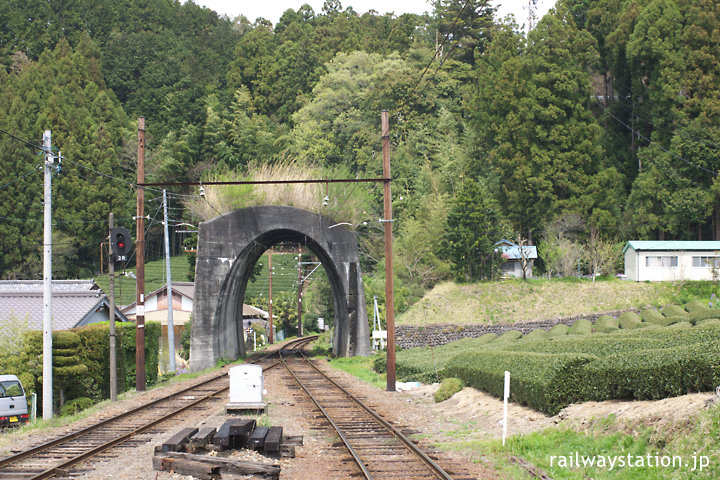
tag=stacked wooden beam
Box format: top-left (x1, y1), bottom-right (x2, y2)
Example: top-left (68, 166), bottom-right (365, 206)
top-left (153, 419), bottom-right (303, 479)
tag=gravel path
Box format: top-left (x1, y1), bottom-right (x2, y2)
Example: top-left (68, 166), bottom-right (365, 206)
top-left (0, 352), bottom-right (500, 479)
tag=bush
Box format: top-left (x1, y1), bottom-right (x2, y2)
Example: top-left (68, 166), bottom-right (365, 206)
top-left (497, 330), bottom-right (523, 342)
top-left (661, 304), bottom-right (688, 318)
top-left (688, 308), bottom-right (720, 324)
top-left (568, 319), bottom-right (592, 335)
top-left (594, 315), bottom-right (619, 333)
top-left (583, 343), bottom-right (720, 401)
top-left (434, 377), bottom-right (465, 402)
top-left (59, 397), bottom-right (94, 416)
top-left (667, 321), bottom-right (692, 330)
top-left (519, 329), bottom-right (548, 342)
top-left (547, 324), bottom-right (569, 338)
top-left (641, 308), bottom-right (664, 324)
top-left (444, 351), bottom-right (595, 415)
top-left (697, 318), bottom-right (720, 328)
top-left (618, 311), bottom-right (643, 329)
top-left (685, 299), bottom-right (708, 313)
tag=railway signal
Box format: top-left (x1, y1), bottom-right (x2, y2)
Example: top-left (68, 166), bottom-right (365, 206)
top-left (110, 227), bottom-right (131, 262)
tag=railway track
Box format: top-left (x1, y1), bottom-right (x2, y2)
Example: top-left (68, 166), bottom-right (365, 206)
top-left (280, 347), bottom-right (468, 480)
top-left (0, 336), bottom-right (312, 480)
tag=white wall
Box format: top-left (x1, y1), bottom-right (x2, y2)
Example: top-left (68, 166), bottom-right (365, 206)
top-left (627, 249), bottom-right (720, 281)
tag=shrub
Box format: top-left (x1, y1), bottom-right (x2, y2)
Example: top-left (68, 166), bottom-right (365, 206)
top-left (59, 397), bottom-right (94, 416)
top-left (519, 329), bottom-right (547, 342)
top-left (594, 315), bottom-right (619, 333)
top-left (434, 377), bottom-right (465, 403)
top-left (641, 308), bottom-right (664, 324)
top-left (618, 311), bottom-right (643, 329)
top-left (661, 304), bottom-right (688, 318)
top-left (583, 343), bottom-right (720, 401)
top-left (568, 319), bottom-right (592, 335)
top-left (697, 318), bottom-right (720, 328)
top-left (667, 321), bottom-right (692, 330)
top-left (685, 299), bottom-right (707, 313)
top-left (688, 308), bottom-right (720, 324)
top-left (547, 324), bottom-right (569, 338)
top-left (444, 351), bottom-right (595, 415)
top-left (497, 330), bottom-right (523, 342)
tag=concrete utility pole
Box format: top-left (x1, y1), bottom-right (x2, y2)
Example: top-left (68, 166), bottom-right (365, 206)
top-left (297, 252), bottom-right (303, 336)
top-left (163, 189), bottom-right (176, 372)
top-left (381, 111), bottom-right (396, 392)
top-left (268, 252), bottom-right (273, 344)
top-left (42, 130), bottom-right (53, 419)
top-left (108, 213), bottom-right (117, 401)
top-left (136, 117), bottom-right (146, 391)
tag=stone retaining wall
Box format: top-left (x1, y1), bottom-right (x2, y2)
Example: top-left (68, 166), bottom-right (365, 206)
top-left (395, 310), bottom-right (637, 349)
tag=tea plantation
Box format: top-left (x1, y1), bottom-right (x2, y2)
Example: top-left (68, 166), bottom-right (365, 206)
top-left (375, 300), bottom-right (720, 415)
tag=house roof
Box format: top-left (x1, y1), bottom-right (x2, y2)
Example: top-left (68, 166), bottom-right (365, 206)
top-left (121, 281), bottom-right (269, 318)
top-left (623, 241), bottom-right (720, 254)
top-left (0, 280), bottom-right (127, 331)
top-left (494, 240), bottom-right (538, 260)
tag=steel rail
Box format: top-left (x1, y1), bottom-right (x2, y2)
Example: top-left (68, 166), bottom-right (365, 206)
top-left (290, 349), bottom-right (455, 480)
top-left (1, 335), bottom-right (316, 479)
top-left (27, 382), bottom-right (229, 480)
top-left (279, 348), bottom-right (374, 480)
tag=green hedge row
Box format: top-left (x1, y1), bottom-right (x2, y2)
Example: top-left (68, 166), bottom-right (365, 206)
top-left (384, 324), bottom-right (720, 415)
top-left (444, 351), bottom-right (595, 415)
top-left (7, 322), bottom-right (160, 416)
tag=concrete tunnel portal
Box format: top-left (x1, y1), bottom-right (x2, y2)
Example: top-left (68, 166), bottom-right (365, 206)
top-left (189, 205), bottom-right (371, 371)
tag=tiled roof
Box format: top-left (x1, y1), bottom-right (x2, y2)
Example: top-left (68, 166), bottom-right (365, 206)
top-left (0, 280), bottom-right (122, 331)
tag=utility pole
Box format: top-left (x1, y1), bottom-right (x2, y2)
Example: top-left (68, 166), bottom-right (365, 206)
top-left (297, 252), bottom-right (303, 336)
top-left (163, 189), bottom-right (176, 371)
top-left (381, 111), bottom-right (396, 392)
top-left (108, 213), bottom-right (118, 401)
top-left (268, 252), bottom-right (273, 344)
top-left (136, 117), bottom-right (146, 391)
top-left (42, 130), bottom-right (53, 419)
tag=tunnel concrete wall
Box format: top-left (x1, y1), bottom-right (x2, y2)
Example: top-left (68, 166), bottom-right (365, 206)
top-left (190, 205), bottom-right (370, 371)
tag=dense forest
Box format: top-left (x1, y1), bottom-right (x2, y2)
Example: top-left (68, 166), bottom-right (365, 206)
top-left (1, 0), bottom-right (719, 312)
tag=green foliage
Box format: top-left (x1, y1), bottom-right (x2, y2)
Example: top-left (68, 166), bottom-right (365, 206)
top-left (441, 178), bottom-right (510, 281)
top-left (445, 351), bottom-right (594, 415)
top-left (641, 308), bottom-right (664, 324)
top-left (179, 319), bottom-right (192, 361)
top-left (393, 323), bottom-right (720, 415)
top-left (661, 304), bottom-right (688, 318)
top-left (59, 397), bottom-right (94, 417)
top-left (594, 315), bottom-right (619, 332)
top-left (434, 377), bottom-right (465, 403)
top-left (547, 324), bottom-right (569, 338)
top-left (568, 319), bottom-right (592, 335)
top-left (618, 311), bottom-right (643, 329)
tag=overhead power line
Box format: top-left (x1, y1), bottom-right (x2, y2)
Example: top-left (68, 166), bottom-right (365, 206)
top-left (596, 101), bottom-right (717, 176)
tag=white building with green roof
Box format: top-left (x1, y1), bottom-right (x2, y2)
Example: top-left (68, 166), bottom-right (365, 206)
top-left (623, 241), bottom-right (720, 281)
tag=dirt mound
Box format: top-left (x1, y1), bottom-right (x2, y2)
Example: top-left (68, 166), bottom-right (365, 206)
top-left (402, 384), bottom-right (715, 439)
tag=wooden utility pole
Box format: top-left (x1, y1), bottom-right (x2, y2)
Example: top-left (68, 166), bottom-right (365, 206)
top-left (108, 213), bottom-right (117, 401)
top-left (381, 111), bottom-right (396, 392)
top-left (136, 117), bottom-right (146, 391)
top-left (268, 253), bottom-right (273, 344)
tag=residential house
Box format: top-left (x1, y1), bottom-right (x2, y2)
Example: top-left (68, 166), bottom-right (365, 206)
top-left (0, 280), bottom-right (128, 336)
top-left (495, 239), bottom-right (538, 278)
top-left (624, 241), bottom-right (720, 281)
top-left (121, 282), bottom-right (270, 351)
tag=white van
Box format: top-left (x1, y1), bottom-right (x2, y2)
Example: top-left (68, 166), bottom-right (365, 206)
top-left (0, 375), bottom-right (29, 427)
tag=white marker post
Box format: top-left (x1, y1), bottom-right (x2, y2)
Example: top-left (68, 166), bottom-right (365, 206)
top-left (503, 370), bottom-right (510, 446)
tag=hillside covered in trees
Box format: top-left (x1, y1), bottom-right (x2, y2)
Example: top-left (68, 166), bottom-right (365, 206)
top-left (1, 0), bottom-right (719, 310)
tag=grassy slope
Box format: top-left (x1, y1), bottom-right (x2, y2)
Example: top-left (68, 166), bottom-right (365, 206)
top-left (397, 278), bottom-right (677, 326)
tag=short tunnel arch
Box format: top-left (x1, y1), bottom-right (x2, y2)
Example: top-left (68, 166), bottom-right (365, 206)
top-left (190, 206), bottom-right (370, 371)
